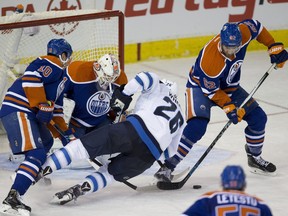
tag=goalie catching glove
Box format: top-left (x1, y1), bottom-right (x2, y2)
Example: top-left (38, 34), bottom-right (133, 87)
top-left (223, 102), bottom-right (245, 125)
top-left (268, 42), bottom-right (288, 68)
top-left (110, 85), bottom-right (132, 117)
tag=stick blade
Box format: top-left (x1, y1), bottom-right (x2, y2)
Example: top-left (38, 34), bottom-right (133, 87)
top-left (156, 181), bottom-right (184, 190)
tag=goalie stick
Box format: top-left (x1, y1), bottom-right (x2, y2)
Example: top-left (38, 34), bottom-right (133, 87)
top-left (157, 63), bottom-right (277, 190)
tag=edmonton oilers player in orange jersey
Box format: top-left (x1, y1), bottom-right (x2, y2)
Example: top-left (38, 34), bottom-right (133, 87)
top-left (182, 165), bottom-right (273, 216)
top-left (64, 53), bottom-right (127, 140)
top-left (0, 38), bottom-right (73, 215)
top-left (155, 19), bottom-right (288, 181)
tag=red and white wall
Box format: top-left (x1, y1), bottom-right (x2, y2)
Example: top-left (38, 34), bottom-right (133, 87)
top-left (1, 0), bottom-right (288, 44)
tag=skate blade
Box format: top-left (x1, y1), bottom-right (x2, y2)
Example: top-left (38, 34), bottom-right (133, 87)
top-left (10, 173), bottom-right (16, 182)
top-left (249, 167), bottom-right (277, 176)
top-left (50, 194), bottom-right (73, 205)
top-left (37, 177), bottom-right (52, 186)
top-left (0, 204), bottom-right (30, 216)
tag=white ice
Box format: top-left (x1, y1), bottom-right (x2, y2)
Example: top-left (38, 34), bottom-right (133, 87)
top-left (0, 51), bottom-right (287, 216)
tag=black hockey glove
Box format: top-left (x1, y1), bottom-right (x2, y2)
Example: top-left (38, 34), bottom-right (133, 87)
top-left (268, 42), bottom-right (288, 68)
top-left (110, 84), bottom-right (132, 115)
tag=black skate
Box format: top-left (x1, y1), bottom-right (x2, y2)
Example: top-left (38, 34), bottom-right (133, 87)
top-left (154, 166), bottom-right (173, 182)
top-left (50, 184), bottom-right (84, 205)
top-left (0, 189), bottom-right (31, 216)
top-left (245, 145), bottom-right (276, 176)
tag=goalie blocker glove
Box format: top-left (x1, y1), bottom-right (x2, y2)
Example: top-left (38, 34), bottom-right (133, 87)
top-left (110, 84), bottom-right (132, 116)
top-left (268, 42), bottom-right (288, 68)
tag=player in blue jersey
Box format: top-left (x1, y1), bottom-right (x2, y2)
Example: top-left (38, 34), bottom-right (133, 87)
top-left (155, 19), bottom-right (288, 182)
top-left (39, 71), bottom-right (185, 205)
top-left (64, 54), bottom-right (127, 139)
top-left (0, 38), bottom-right (73, 216)
top-left (60, 54), bottom-right (127, 166)
top-left (182, 165), bottom-right (273, 216)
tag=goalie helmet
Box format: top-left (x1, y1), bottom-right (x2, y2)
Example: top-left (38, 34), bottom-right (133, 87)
top-left (220, 23), bottom-right (242, 55)
top-left (47, 38), bottom-right (73, 67)
top-left (221, 165), bottom-right (246, 190)
top-left (93, 54), bottom-right (121, 88)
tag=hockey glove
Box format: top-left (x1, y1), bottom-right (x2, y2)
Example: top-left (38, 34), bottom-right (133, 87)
top-left (223, 103), bottom-right (246, 125)
top-left (37, 101), bottom-right (54, 124)
top-left (61, 128), bottom-right (77, 146)
top-left (268, 42), bottom-right (288, 68)
top-left (110, 85), bottom-right (132, 115)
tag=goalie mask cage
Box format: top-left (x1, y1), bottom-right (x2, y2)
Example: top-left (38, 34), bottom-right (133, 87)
top-left (0, 9), bottom-right (124, 103)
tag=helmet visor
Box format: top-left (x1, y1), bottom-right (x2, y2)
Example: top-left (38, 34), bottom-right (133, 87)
top-left (222, 44), bottom-right (240, 56)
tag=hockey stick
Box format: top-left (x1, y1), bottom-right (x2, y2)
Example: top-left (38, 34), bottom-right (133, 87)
top-left (49, 120), bottom-right (138, 190)
top-left (157, 63), bottom-right (277, 190)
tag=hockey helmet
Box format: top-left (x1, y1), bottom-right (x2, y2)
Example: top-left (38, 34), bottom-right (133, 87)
top-left (221, 165), bottom-right (246, 190)
top-left (47, 38), bottom-right (73, 66)
top-left (93, 54), bottom-right (121, 88)
top-left (220, 23), bottom-right (242, 55)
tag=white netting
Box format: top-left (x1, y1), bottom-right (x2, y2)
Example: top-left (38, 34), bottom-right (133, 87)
top-left (0, 9), bottom-right (123, 134)
top-left (0, 9), bottom-right (122, 100)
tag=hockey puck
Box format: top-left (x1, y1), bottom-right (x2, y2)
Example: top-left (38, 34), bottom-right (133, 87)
top-left (193, 185), bottom-right (202, 189)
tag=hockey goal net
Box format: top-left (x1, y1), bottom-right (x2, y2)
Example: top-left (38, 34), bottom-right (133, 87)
top-left (0, 9), bottom-right (124, 134)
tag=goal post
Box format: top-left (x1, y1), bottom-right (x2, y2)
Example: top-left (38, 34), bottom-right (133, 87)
top-left (0, 9), bottom-right (125, 103)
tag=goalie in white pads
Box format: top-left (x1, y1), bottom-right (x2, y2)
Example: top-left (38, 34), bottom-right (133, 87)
top-left (59, 54), bottom-right (127, 167)
top-left (41, 71), bottom-right (185, 205)
top-left (64, 53), bottom-right (128, 139)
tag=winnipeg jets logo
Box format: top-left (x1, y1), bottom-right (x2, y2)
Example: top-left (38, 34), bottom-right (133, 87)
top-left (87, 91), bottom-right (111, 117)
top-left (226, 60), bottom-right (243, 84)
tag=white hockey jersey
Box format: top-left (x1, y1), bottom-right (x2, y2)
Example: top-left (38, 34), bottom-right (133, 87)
top-left (124, 72), bottom-right (186, 160)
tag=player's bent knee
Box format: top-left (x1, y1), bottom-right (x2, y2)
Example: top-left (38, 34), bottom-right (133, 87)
top-left (184, 117), bottom-right (209, 143)
top-left (245, 107), bottom-right (267, 129)
top-left (26, 148), bottom-right (47, 166)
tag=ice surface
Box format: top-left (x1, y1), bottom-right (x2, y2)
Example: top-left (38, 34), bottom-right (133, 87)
top-left (0, 51), bottom-right (287, 216)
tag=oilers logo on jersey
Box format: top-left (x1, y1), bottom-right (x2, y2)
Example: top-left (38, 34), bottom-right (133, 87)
top-left (226, 60), bottom-right (243, 84)
top-left (86, 91), bottom-right (111, 117)
top-left (56, 77), bottom-right (69, 100)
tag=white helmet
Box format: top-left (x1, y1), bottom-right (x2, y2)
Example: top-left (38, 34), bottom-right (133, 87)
top-left (93, 54), bottom-right (121, 88)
